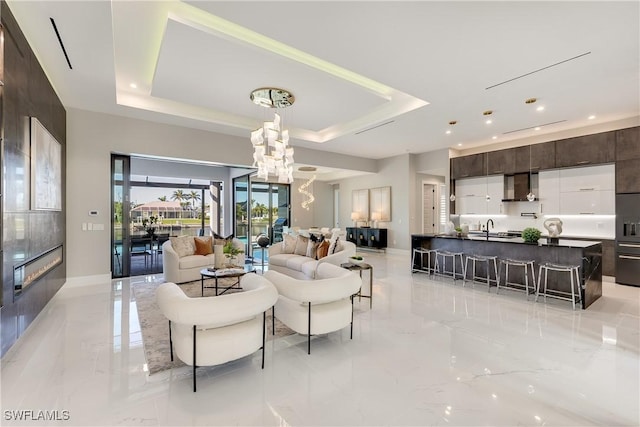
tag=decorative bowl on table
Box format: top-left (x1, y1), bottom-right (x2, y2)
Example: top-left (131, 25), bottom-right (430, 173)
top-left (350, 256), bottom-right (364, 264)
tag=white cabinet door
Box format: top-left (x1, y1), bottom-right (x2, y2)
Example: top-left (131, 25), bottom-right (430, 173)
top-left (486, 175), bottom-right (504, 215)
top-left (457, 196), bottom-right (487, 214)
top-left (539, 170), bottom-right (560, 215)
top-left (456, 177), bottom-right (487, 197)
top-left (559, 164), bottom-right (615, 192)
top-left (560, 190), bottom-right (615, 214)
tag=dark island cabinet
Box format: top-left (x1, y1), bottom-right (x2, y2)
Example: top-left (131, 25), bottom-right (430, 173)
top-left (487, 148), bottom-right (516, 175)
top-left (616, 126), bottom-right (640, 161)
top-left (346, 227), bottom-right (387, 250)
top-left (555, 131), bottom-right (616, 168)
top-left (515, 142), bottom-right (556, 172)
top-left (451, 153), bottom-right (486, 179)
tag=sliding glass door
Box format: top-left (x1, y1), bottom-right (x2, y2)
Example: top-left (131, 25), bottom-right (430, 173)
top-left (233, 174), bottom-right (290, 261)
top-left (112, 155), bottom-right (130, 278)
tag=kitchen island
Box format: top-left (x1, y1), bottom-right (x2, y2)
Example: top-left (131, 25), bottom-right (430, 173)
top-left (411, 234), bottom-right (603, 309)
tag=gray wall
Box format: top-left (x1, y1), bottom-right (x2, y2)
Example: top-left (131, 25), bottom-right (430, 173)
top-left (66, 108), bottom-right (375, 279)
top-left (1, 1), bottom-right (67, 356)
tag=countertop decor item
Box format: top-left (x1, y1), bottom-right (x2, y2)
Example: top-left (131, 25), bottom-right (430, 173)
top-left (544, 217), bottom-right (564, 237)
top-left (522, 227), bottom-right (542, 244)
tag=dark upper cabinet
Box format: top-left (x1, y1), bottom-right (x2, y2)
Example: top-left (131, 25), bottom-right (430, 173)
top-left (487, 148), bottom-right (516, 175)
top-left (616, 127), bottom-right (640, 161)
top-left (515, 142), bottom-right (556, 172)
top-left (616, 158), bottom-right (640, 193)
top-left (555, 131), bottom-right (615, 168)
top-left (451, 153), bottom-right (486, 179)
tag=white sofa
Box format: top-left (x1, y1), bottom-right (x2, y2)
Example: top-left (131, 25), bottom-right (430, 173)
top-left (162, 237), bottom-right (245, 283)
top-left (264, 263), bottom-right (362, 354)
top-left (156, 273), bottom-right (278, 392)
top-left (268, 239), bottom-right (356, 279)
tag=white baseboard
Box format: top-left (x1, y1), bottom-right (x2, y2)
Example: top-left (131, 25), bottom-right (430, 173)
top-left (64, 273), bottom-right (112, 288)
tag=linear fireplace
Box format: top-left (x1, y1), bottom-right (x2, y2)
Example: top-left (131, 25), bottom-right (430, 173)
top-left (14, 245), bottom-right (63, 297)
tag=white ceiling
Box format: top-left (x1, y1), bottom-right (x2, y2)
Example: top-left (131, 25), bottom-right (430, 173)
top-left (7, 1), bottom-right (640, 170)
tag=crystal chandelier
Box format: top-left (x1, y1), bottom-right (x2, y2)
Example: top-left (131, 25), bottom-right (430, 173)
top-left (250, 88), bottom-right (295, 183)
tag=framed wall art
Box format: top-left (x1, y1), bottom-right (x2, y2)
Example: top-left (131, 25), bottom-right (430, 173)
top-left (31, 117), bottom-right (62, 211)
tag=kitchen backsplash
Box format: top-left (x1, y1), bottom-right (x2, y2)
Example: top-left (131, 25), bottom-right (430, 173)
top-left (458, 201), bottom-right (615, 240)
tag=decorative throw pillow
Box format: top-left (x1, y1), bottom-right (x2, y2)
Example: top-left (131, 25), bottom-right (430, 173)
top-left (316, 240), bottom-right (330, 259)
top-left (309, 233), bottom-right (324, 243)
top-left (328, 235), bottom-right (339, 254)
top-left (294, 235), bottom-right (309, 256)
top-left (306, 239), bottom-right (321, 258)
top-left (282, 233), bottom-right (297, 254)
top-left (194, 236), bottom-right (213, 255)
top-left (170, 236), bottom-right (195, 258)
top-left (334, 240), bottom-right (344, 254)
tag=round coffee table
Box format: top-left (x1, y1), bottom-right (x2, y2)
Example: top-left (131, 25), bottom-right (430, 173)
top-left (200, 265), bottom-right (256, 296)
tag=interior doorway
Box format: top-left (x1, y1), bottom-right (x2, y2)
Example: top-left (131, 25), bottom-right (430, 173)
top-left (422, 183), bottom-right (437, 234)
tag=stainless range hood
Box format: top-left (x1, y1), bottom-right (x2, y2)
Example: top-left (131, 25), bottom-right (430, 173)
top-left (502, 173), bottom-right (538, 202)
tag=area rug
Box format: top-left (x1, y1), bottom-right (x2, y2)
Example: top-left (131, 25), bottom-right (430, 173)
top-left (132, 277), bottom-right (295, 375)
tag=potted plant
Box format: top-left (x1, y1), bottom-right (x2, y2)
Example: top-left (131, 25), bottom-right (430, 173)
top-left (522, 227), bottom-right (542, 244)
top-left (455, 226), bottom-right (463, 238)
top-left (223, 240), bottom-right (244, 266)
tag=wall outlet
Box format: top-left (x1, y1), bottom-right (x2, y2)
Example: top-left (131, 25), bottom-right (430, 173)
top-left (87, 223), bottom-right (93, 231)
top-left (93, 223), bottom-right (104, 231)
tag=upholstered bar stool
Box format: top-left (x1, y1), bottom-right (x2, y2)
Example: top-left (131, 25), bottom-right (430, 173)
top-left (535, 263), bottom-right (582, 310)
top-left (464, 254), bottom-right (499, 291)
top-left (436, 250), bottom-right (465, 282)
top-left (412, 247), bottom-right (438, 275)
top-left (497, 258), bottom-right (537, 298)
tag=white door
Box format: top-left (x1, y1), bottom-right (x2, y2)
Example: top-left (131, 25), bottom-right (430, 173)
top-left (334, 188), bottom-right (340, 228)
top-left (423, 183), bottom-right (436, 233)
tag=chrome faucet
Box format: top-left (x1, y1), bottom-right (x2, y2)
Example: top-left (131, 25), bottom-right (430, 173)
top-left (485, 219), bottom-right (494, 240)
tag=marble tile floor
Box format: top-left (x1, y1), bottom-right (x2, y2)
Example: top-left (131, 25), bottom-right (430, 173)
top-left (1, 252), bottom-right (639, 426)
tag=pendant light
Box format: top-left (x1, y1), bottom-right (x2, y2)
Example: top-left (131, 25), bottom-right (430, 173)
top-left (526, 145), bottom-right (536, 202)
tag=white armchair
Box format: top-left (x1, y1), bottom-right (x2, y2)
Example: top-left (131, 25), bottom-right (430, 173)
top-left (264, 263), bottom-right (362, 354)
top-left (156, 273), bottom-right (278, 392)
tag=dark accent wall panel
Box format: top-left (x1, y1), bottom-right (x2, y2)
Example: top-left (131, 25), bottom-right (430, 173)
top-left (1, 1), bottom-right (67, 357)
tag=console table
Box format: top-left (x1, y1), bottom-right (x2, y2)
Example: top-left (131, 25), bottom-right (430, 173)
top-left (346, 227), bottom-right (387, 250)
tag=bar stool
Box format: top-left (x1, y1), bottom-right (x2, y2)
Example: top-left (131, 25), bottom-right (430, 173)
top-left (497, 259), bottom-right (536, 298)
top-left (412, 247), bottom-right (438, 275)
top-left (436, 250), bottom-right (465, 282)
top-left (535, 263), bottom-right (582, 310)
top-left (464, 254), bottom-right (499, 291)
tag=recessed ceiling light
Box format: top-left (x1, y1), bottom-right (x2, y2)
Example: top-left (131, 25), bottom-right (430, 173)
top-left (130, 83), bottom-right (137, 89)
top-left (457, 143), bottom-right (463, 147)
top-left (446, 130), bottom-right (451, 135)
top-left (525, 98), bottom-right (537, 104)
top-left (298, 166), bottom-right (317, 172)
top-left (449, 120), bottom-right (457, 125)
top-left (492, 136), bottom-right (497, 140)
top-left (536, 106), bottom-right (545, 111)
top-left (534, 127), bottom-right (541, 131)
top-left (485, 119), bottom-right (493, 125)
top-left (588, 115), bottom-right (596, 120)
top-left (483, 110), bottom-right (493, 116)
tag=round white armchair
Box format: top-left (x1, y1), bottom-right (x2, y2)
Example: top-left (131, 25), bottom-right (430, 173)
top-left (264, 263), bottom-right (362, 354)
top-left (156, 273), bottom-right (278, 392)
